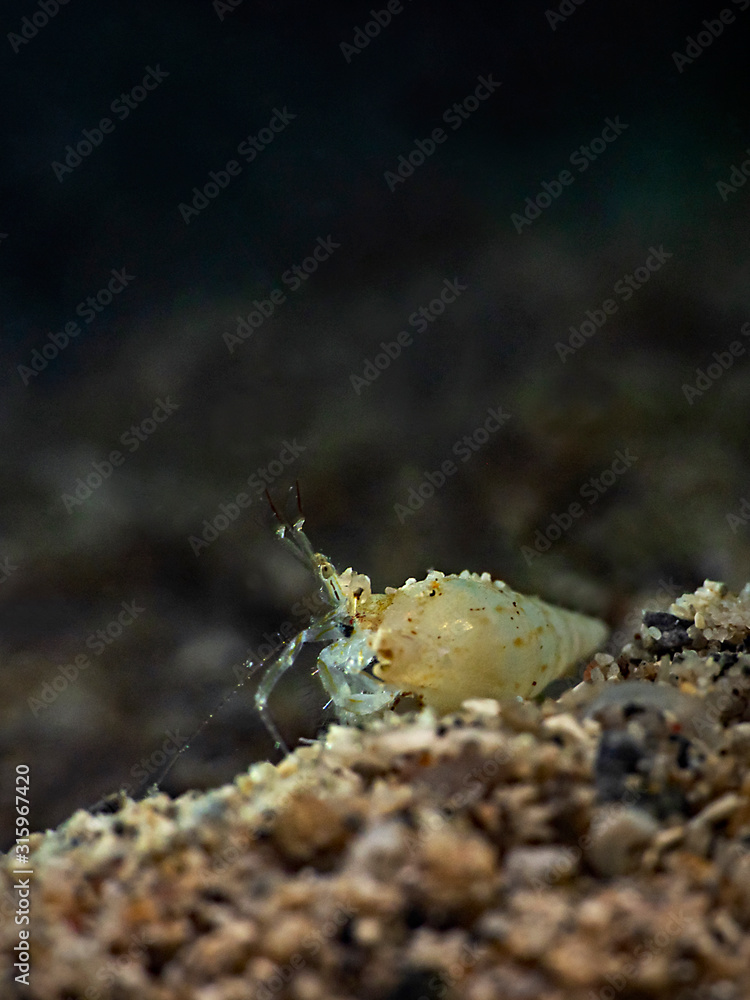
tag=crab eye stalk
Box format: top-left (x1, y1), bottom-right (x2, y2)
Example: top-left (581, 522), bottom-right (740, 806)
top-left (316, 558), bottom-right (345, 604)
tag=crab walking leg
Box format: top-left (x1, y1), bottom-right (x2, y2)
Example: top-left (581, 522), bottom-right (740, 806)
top-left (254, 625), bottom-right (334, 751)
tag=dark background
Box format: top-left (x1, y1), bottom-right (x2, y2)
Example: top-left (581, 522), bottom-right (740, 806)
top-left (1, 0), bottom-right (750, 849)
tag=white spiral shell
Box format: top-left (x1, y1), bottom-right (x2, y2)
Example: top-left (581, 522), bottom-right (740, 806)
top-left (354, 569), bottom-right (609, 713)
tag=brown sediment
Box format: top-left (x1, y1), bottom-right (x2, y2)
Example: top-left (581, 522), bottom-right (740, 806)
top-left (3, 579), bottom-right (750, 1000)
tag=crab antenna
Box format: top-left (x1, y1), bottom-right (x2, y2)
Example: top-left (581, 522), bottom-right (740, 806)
top-left (265, 487), bottom-right (285, 526)
top-left (265, 487), bottom-right (320, 568)
top-left (265, 485), bottom-right (306, 534)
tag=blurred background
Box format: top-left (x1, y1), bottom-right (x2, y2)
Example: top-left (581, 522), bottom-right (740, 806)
top-left (1, 0), bottom-right (749, 848)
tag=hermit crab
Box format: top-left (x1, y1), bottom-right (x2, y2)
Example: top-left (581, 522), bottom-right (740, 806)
top-left (254, 496), bottom-right (608, 751)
